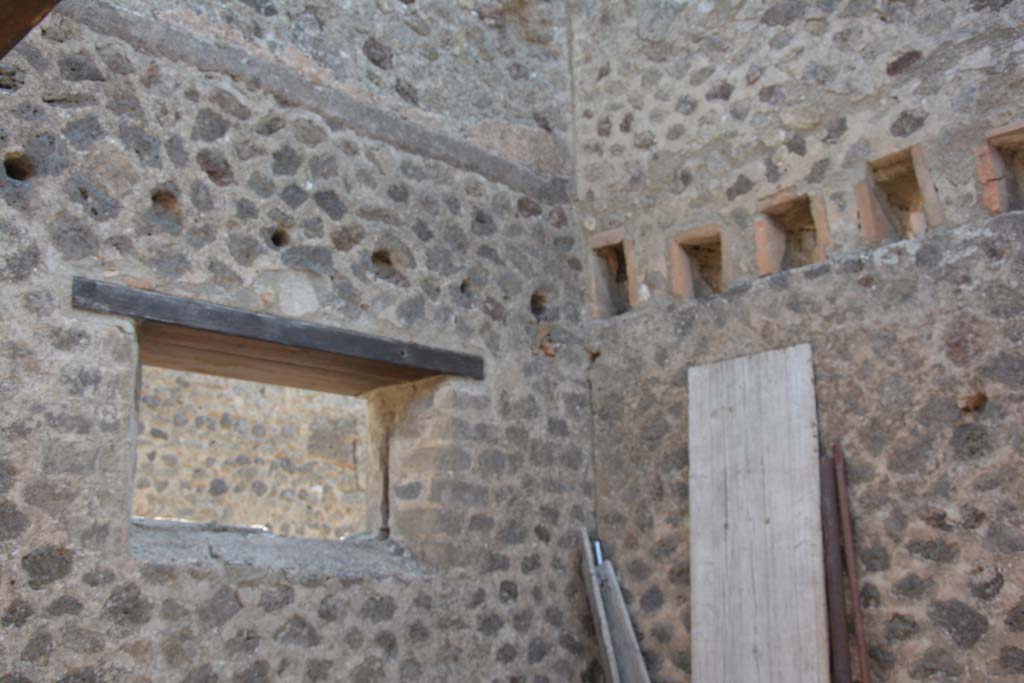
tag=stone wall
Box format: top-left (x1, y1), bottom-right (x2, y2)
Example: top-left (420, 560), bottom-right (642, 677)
top-left (570, 1), bottom-right (1024, 681)
top-left (587, 214), bottom-right (1024, 682)
top-left (135, 367), bottom-right (370, 540)
top-left (0, 4), bottom-right (597, 680)
top-left (570, 0), bottom-right (1024, 298)
top-left (3, 0), bottom-right (1024, 681)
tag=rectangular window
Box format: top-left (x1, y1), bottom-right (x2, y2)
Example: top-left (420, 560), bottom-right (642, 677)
top-left (134, 366), bottom-right (373, 541)
top-left (72, 277), bottom-right (485, 575)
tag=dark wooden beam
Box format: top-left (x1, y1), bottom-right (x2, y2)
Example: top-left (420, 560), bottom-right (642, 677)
top-left (72, 277), bottom-right (484, 395)
top-left (1, 0), bottom-right (63, 61)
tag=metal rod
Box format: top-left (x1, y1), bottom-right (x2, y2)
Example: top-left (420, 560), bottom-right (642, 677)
top-left (593, 539), bottom-right (604, 565)
top-left (834, 443), bottom-right (871, 683)
top-left (820, 455), bottom-right (852, 683)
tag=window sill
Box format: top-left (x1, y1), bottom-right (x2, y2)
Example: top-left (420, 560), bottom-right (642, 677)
top-left (128, 517), bottom-right (429, 579)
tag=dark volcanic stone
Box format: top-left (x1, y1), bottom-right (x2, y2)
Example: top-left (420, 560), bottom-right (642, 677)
top-left (860, 543), bottom-right (890, 572)
top-left (237, 0), bottom-right (278, 16)
top-left (181, 664), bottom-right (219, 683)
top-left (705, 81), bottom-right (734, 101)
top-left (471, 209), bottom-right (497, 236)
top-left (887, 50), bottom-right (923, 76)
top-left (726, 174), bottom-right (753, 201)
top-left (1000, 646), bottom-right (1024, 674)
top-left (910, 647), bottom-right (961, 679)
top-left (272, 145), bottom-right (303, 176)
top-left (199, 585), bottom-right (242, 627)
top-left (274, 615), bottom-right (321, 647)
top-left (104, 582), bottom-right (153, 626)
top-left (885, 613), bottom-right (919, 640)
top-left (22, 545), bottom-right (73, 588)
top-left (1006, 597), bottom-right (1024, 631)
top-left (197, 149), bottom-right (235, 186)
top-left (192, 108), bottom-right (230, 142)
top-left (314, 190), bottom-right (347, 220)
top-left (0, 500), bottom-right (29, 540)
top-left (640, 587), bottom-right (664, 613)
top-left (66, 174), bottom-right (121, 222)
top-left (306, 660), bottom-right (333, 681)
top-left (59, 53), bottom-right (106, 82)
top-left (258, 585), bottom-right (295, 613)
top-left (363, 38), bottom-right (394, 69)
top-left (233, 660), bottom-right (270, 683)
top-left (360, 596), bottom-right (397, 623)
top-left (281, 183), bottom-right (308, 208)
top-left (951, 423), bottom-right (990, 460)
top-left (2, 599), bottom-right (33, 627)
top-left (50, 220), bottom-right (99, 261)
top-left (907, 538), bottom-right (958, 563)
top-left (928, 599), bottom-right (987, 648)
top-left (120, 124), bottom-right (161, 168)
top-left (64, 115), bottom-right (104, 148)
top-left (48, 594), bottom-right (85, 616)
top-left (58, 668), bottom-right (100, 683)
top-left (891, 110), bottom-right (927, 137)
top-left (761, 1), bottom-right (805, 26)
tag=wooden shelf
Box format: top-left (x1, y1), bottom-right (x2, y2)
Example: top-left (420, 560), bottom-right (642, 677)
top-left (72, 277), bottom-right (484, 395)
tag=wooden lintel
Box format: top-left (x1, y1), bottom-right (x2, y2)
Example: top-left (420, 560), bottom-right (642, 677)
top-left (72, 277), bottom-right (484, 395)
top-left (1, 0), bottom-right (63, 61)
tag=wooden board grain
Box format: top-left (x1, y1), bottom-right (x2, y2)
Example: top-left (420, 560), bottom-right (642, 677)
top-left (72, 277), bottom-right (484, 395)
top-left (0, 0), bottom-right (62, 60)
top-left (688, 344), bottom-right (829, 683)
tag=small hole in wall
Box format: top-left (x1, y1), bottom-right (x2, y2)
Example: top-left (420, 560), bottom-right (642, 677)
top-left (757, 195), bottom-right (823, 273)
top-left (151, 188), bottom-right (181, 219)
top-left (4, 152), bottom-right (35, 181)
top-left (530, 291), bottom-right (547, 320)
top-left (372, 250), bottom-right (395, 276)
top-left (668, 226), bottom-right (725, 300)
top-left (683, 242), bottom-right (723, 295)
top-left (270, 228), bottom-right (290, 248)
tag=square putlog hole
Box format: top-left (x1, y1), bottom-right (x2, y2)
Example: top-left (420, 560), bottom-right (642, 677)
top-left (976, 122), bottom-right (1024, 215)
top-left (668, 226), bottom-right (725, 300)
top-left (755, 192), bottom-right (829, 275)
top-left (857, 145), bottom-right (944, 244)
top-left (589, 230), bottom-right (636, 317)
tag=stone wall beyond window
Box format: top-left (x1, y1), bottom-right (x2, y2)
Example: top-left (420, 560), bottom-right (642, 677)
top-left (134, 367), bottom-right (370, 540)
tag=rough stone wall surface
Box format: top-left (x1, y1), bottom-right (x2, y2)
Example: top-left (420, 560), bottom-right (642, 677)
top-left (569, 0), bottom-right (1024, 294)
top-left (0, 9), bottom-right (598, 682)
top-left (57, 0), bottom-right (574, 178)
top-left (587, 213), bottom-right (1024, 683)
top-left (135, 367), bottom-right (370, 540)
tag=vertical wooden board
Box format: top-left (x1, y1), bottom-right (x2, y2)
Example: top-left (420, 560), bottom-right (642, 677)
top-left (688, 344), bottom-right (829, 683)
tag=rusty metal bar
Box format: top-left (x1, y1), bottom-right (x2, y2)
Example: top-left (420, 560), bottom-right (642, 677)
top-left (834, 443), bottom-right (871, 683)
top-left (821, 455), bottom-right (852, 683)
top-left (0, 0), bottom-right (63, 61)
